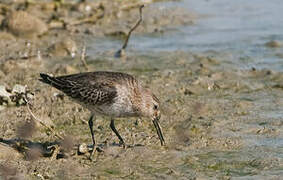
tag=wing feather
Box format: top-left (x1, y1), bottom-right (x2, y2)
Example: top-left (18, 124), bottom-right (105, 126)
top-left (40, 73), bottom-right (117, 105)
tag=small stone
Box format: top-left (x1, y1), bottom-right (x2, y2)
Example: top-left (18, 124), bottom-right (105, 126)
top-left (4, 11), bottom-right (48, 37)
top-left (48, 37), bottom-right (77, 58)
top-left (78, 143), bottom-right (88, 154)
top-left (0, 85), bottom-right (12, 98)
top-left (265, 40), bottom-right (281, 48)
top-left (12, 84), bottom-right (26, 94)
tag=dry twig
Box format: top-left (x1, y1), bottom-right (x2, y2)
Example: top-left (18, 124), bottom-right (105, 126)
top-left (115, 5), bottom-right (144, 58)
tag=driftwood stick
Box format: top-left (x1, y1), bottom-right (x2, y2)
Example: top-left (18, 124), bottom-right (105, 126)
top-left (115, 5), bottom-right (144, 58)
top-left (122, 5), bottom-right (144, 49)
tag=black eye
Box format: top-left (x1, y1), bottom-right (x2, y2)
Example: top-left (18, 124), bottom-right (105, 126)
top-left (153, 104), bottom-right (158, 110)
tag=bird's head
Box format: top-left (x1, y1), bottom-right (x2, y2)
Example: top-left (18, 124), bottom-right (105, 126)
top-left (140, 88), bottom-right (165, 146)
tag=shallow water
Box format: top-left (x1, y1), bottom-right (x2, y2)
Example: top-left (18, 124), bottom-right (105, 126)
top-left (89, 0), bottom-right (283, 71)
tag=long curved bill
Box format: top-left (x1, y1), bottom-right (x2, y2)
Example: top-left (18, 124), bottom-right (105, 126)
top-left (152, 117), bottom-right (165, 146)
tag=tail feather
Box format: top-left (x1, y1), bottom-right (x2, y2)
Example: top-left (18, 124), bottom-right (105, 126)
top-left (39, 73), bottom-right (53, 84)
top-left (39, 73), bottom-right (70, 90)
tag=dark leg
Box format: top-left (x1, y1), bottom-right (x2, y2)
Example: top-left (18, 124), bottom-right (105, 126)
top-left (110, 119), bottom-right (125, 148)
top-left (88, 114), bottom-right (96, 158)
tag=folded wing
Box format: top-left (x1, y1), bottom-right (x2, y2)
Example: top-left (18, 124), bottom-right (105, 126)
top-left (39, 73), bottom-right (117, 105)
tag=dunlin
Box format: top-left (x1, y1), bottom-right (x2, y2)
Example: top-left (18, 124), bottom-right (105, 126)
top-left (39, 71), bottom-right (165, 155)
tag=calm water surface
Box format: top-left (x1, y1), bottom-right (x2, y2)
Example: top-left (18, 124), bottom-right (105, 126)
top-left (90, 0), bottom-right (283, 71)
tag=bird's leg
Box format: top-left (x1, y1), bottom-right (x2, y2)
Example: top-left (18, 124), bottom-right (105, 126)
top-left (110, 118), bottom-right (126, 148)
top-left (88, 113), bottom-right (96, 159)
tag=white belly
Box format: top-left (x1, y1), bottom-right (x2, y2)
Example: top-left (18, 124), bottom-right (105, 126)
top-left (90, 85), bottom-right (137, 117)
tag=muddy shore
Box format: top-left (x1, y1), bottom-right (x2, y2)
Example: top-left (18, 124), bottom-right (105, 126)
top-left (0, 0), bottom-right (283, 179)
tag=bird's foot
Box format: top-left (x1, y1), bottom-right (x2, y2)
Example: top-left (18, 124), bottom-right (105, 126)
top-left (119, 141), bottom-right (126, 149)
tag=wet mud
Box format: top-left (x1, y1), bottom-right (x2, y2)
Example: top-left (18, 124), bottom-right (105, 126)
top-left (0, 0), bottom-right (283, 179)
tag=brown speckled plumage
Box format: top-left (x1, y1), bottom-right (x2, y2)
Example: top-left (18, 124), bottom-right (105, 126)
top-left (39, 71), bottom-right (165, 157)
top-left (40, 72), bottom-right (124, 106)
